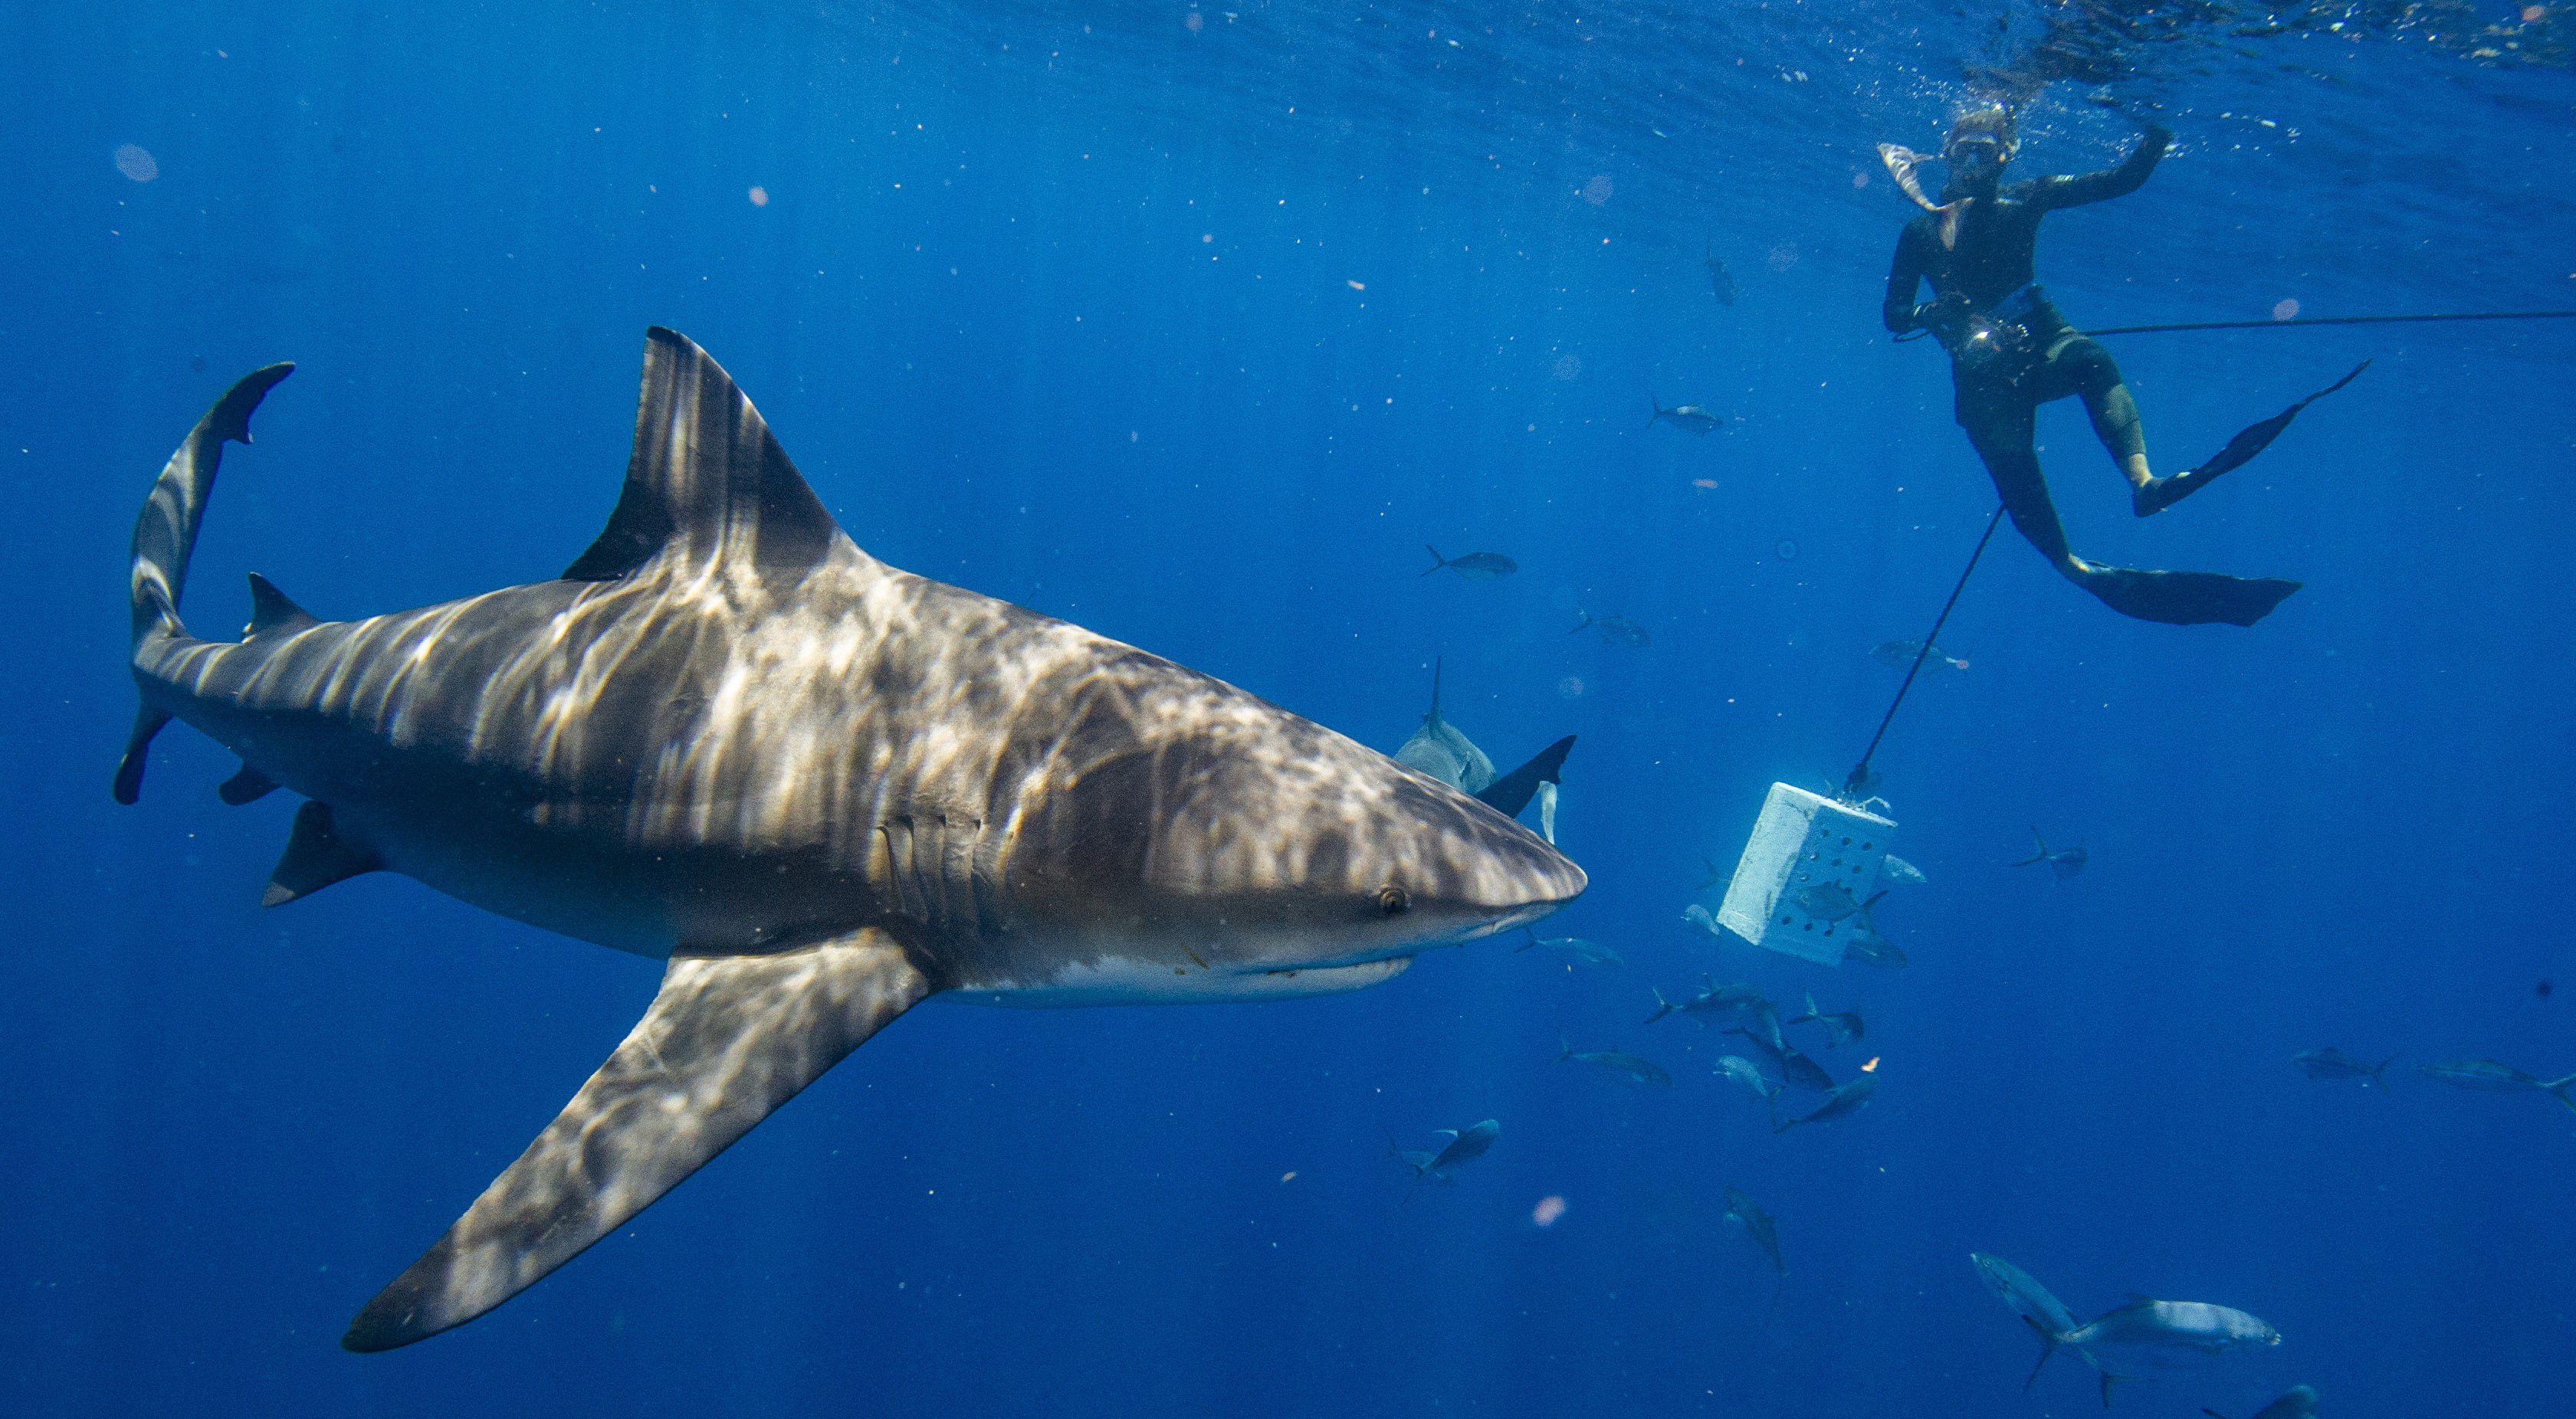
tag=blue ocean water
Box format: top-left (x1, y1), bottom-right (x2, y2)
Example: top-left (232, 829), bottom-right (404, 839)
top-left (5, 2), bottom-right (2573, 1414)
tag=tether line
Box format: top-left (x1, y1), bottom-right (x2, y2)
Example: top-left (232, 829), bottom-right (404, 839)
top-left (1843, 503), bottom-right (2007, 801)
top-left (2088, 310), bottom-right (2576, 336)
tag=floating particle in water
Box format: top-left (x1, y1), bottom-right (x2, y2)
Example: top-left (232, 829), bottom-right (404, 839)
top-left (1557, 676), bottom-right (1585, 700)
top-left (747, 185), bottom-right (770, 207)
top-left (189, 355), bottom-right (208, 374)
top-left (1280, 1170), bottom-right (1298, 1182)
top-left (1551, 353), bottom-right (1581, 380)
top-left (1184, 8), bottom-right (1204, 32)
top-left (1691, 477), bottom-right (1718, 490)
top-left (2539, 978), bottom-right (2555, 998)
top-left (1767, 241), bottom-right (1800, 272)
top-left (1531, 1195), bottom-right (1567, 1227)
top-left (1774, 538), bottom-right (1800, 561)
top-left (2523, 4), bottom-right (2545, 21)
top-left (2272, 297), bottom-right (2299, 320)
top-left (1346, 279), bottom-right (1365, 291)
top-left (1580, 175), bottom-right (1613, 206)
top-left (113, 143), bottom-right (159, 182)
top-left (1851, 170), bottom-right (1870, 189)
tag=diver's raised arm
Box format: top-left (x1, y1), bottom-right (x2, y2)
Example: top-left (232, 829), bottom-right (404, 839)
top-left (2035, 123), bottom-right (2173, 210)
top-left (1883, 221), bottom-right (1932, 334)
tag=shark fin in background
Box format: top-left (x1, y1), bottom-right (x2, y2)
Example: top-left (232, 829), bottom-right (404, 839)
top-left (343, 929), bottom-right (934, 1352)
top-left (261, 801), bottom-right (382, 906)
top-left (1475, 736), bottom-right (1575, 820)
top-left (218, 763), bottom-right (279, 805)
top-left (562, 327), bottom-right (842, 582)
top-left (244, 572), bottom-right (320, 638)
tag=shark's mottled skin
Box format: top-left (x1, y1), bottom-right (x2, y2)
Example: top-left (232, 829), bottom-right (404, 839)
top-left (118, 329), bottom-right (1584, 1352)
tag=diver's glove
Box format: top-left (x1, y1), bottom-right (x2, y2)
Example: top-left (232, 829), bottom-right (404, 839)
top-left (1908, 293), bottom-right (1971, 339)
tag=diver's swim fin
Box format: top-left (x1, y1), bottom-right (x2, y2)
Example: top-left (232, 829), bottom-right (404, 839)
top-left (2135, 359), bottom-right (2371, 516)
top-left (2078, 564), bottom-right (2302, 628)
top-left (1475, 735), bottom-right (1574, 819)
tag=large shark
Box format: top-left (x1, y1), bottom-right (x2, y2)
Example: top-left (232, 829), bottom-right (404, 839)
top-left (117, 329), bottom-right (1586, 1352)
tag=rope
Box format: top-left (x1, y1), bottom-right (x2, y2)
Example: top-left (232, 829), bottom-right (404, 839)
top-left (2088, 310), bottom-right (2576, 337)
top-left (1842, 503), bottom-right (2007, 801)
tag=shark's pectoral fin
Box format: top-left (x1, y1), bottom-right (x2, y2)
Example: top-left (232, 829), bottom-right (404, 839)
top-left (111, 706), bottom-right (170, 806)
top-left (342, 929), bottom-right (933, 1352)
top-left (218, 762), bottom-right (279, 805)
top-left (560, 327), bottom-right (843, 583)
top-left (261, 801), bottom-right (381, 906)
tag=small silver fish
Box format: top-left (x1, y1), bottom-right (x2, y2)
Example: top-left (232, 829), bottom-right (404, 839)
top-left (1787, 880), bottom-right (1861, 923)
top-left (1649, 393), bottom-right (1723, 434)
top-left (2205, 1385), bottom-right (2320, 1419)
top-left (1704, 241), bottom-right (1736, 305)
top-left (1878, 853), bottom-right (1927, 886)
top-left (1841, 890), bottom-right (1907, 968)
top-left (2012, 828), bottom-right (2087, 880)
top-left (1681, 902), bottom-right (1728, 940)
top-left (2066, 1296), bottom-right (2279, 1399)
top-left (1643, 976), bottom-right (1772, 1036)
top-left (1421, 544), bottom-right (1518, 579)
top-left (1393, 1118), bottom-right (1501, 1181)
top-left (1516, 929), bottom-right (1622, 967)
top-left (1570, 610), bottom-right (1650, 646)
top-left (2295, 1047), bottom-right (2394, 1090)
top-left (1556, 1039), bottom-right (1673, 1086)
top-left (1788, 992), bottom-right (1863, 1048)
top-left (1728, 1026), bottom-right (1833, 1093)
top-left (1713, 1054), bottom-right (1777, 1099)
top-left (1770, 1069), bottom-right (1876, 1132)
top-left (1872, 639), bottom-right (1968, 672)
top-left (2417, 1058), bottom-right (2576, 1109)
top-left (1723, 1188), bottom-right (1784, 1276)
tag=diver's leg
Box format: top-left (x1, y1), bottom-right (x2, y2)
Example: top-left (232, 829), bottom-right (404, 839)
top-left (2053, 337), bottom-right (2157, 497)
top-left (1958, 385), bottom-right (2090, 582)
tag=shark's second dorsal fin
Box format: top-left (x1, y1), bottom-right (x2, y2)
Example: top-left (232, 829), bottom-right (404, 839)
top-left (244, 572), bottom-right (320, 639)
top-left (563, 327), bottom-right (842, 582)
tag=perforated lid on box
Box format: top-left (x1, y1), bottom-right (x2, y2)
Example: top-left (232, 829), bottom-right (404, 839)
top-left (1714, 782), bottom-right (1896, 966)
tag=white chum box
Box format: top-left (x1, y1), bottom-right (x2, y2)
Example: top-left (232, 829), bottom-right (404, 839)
top-left (1714, 782), bottom-right (1896, 966)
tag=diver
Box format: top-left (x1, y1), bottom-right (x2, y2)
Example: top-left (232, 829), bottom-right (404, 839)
top-left (1879, 107), bottom-right (2312, 628)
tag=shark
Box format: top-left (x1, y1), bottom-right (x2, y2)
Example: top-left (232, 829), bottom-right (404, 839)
top-left (116, 328), bottom-right (1587, 1352)
top-left (1392, 658), bottom-right (1573, 843)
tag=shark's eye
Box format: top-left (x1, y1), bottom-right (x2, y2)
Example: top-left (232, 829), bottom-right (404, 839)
top-left (1376, 885), bottom-right (1411, 916)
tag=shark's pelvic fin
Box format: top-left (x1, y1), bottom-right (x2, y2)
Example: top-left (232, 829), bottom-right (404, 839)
top-left (1475, 735), bottom-right (1575, 820)
top-left (341, 929), bottom-right (934, 1352)
top-left (261, 801), bottom-right (382, 906)
top-left (562, 327), bottom-right (843, 583)
top-left (116, 363), bottom-right (294, 805)
top-left (244, 572), bottom-right (320, 639)
top-left (218, 763), bottom-right (280, 805)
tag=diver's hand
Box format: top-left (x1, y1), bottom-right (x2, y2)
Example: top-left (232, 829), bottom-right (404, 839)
top-left (2140, 121), bottom-right (2174, 151)
top-left (1911, 293), bottom-right (1969, 334)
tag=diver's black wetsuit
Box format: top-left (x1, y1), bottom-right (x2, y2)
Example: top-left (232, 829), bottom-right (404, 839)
top-left (1883, 128), bottom-right (2300, 628)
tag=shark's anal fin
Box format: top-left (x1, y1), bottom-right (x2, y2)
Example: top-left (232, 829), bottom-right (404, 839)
top-left (561, 327), bottom-right (841, 583)
top-left (342, 929), bottom-right (934, 1352)
top-left (218, 763), bottom-right (279, 805)
top-left (243, 572), bottom-right (320, 638)
top-left (261, 801), bottom-right (381, 906)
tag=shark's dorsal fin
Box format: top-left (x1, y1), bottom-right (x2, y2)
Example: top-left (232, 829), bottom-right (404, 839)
top-left (563, 327), bottom-right (842, 582)
top-left (342, 929), bottom-right (932, 1351)
top-left (261, 801), bottom-right (382, 906)
top-left (244, 572), bottom-right (319, 638)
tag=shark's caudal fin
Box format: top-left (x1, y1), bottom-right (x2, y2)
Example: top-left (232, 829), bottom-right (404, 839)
top-left (115, 362), bottom-right (295, 805)
top-left (1475, 736), bottom-right (1574, 820)
top-left (562, 327), bottom-right (845, 583)
top-left (2013, 830), bottom-right (2047, 867)
top-left (343, 929), bottom-right (932, 1352)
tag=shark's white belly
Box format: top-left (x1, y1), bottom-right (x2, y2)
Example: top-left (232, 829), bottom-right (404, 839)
top-left (957, 954), bottom-right (1411, 1007)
